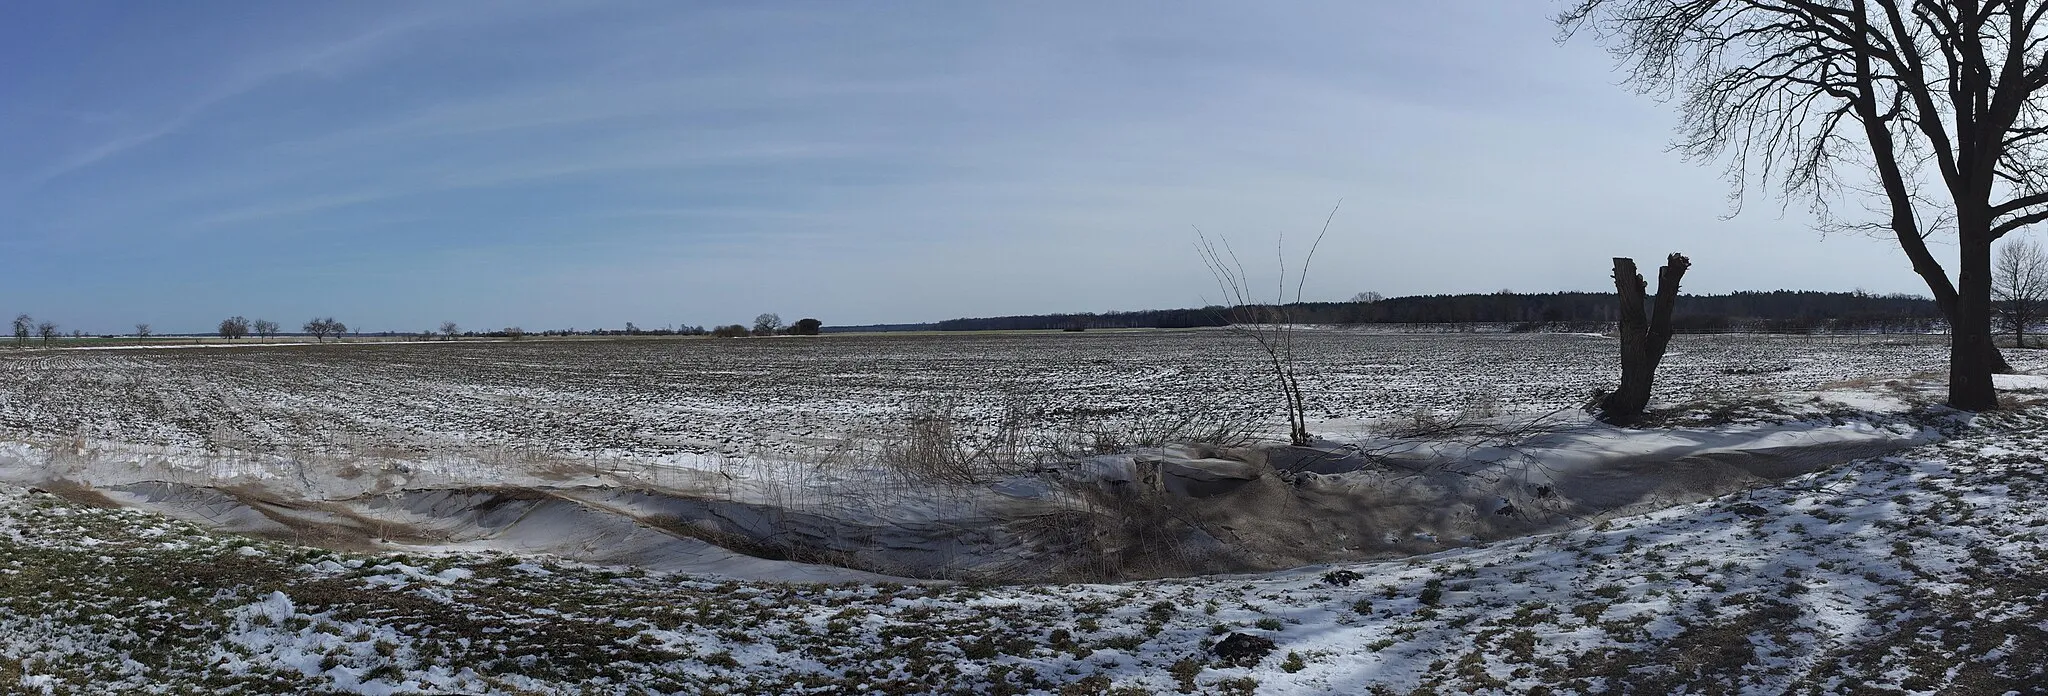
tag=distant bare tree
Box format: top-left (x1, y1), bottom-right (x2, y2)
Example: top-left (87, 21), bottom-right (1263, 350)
top-left (504, 326), bottom-right (525, 340)
top-left (1351, 291), bottom-right (1384, 304)
top-left (304, 317), bottom-right (346, 342)
top-left (753, 313), bottom-right (783, 337)
top-left (134, 323), bottom-right (152, 338)
top-left (12, 314), bottom-right (30, 347)
top-left (218, 316), bottom-right (251, 340)
top-left (253, 319), bottom-right (279, 338)
top-left (712, 324), bottom-right (751, 338)
top-left (440, 321), bottom-right (460, 341)
top-left (1996, 237), bottom-right (2048, 347)
top-left (36, 321), bottom-right (58, 345)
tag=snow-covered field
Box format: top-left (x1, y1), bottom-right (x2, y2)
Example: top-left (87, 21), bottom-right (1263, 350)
top-left (0, 331), bottom-right (1968, 459)
top-left (1, 332), bottom-right (2044, 694)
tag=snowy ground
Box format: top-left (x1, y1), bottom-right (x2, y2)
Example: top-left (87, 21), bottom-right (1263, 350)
top-left (2, 334), bottom-right (2044, 693)
top-left (2, 399), bottom-right (2045, 692)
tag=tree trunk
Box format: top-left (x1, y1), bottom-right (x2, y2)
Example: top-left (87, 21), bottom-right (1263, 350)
top-left (1951, 238), bottom-right (2000, 410)
top-left (1600, 254), bottom-right (1690, 424)
top-left (1933, 289), bottom-right (2015, 373)
top-left (1848, 77), bottom-right (2013, 376)
top-left (2018, 301), bottom-right (2027, 349)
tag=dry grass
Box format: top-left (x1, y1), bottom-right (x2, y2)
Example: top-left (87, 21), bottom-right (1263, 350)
top-left (877, 397), bottom-right (1029, 484)
top-left (1043, 407), bottom-right (1263, 460)
top-left (1377, 390), bottom-right (1506, 439)
top-left (875, 395), bottom-right (1270, 485)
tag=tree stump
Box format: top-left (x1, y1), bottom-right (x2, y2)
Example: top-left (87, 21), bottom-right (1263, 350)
top-left (1599, 253), bottom-right (1690, 425)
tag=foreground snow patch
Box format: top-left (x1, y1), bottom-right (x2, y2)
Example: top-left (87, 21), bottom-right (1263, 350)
top-left (0, 407), bottom-right (2043, 693)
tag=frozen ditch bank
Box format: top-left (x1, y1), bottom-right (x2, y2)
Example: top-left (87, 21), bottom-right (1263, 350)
top-left (0, 415), bottom-right (1936, 584)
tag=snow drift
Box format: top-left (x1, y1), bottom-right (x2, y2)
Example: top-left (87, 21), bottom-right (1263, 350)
top-left (0, 408), bottom-right (1935, 583)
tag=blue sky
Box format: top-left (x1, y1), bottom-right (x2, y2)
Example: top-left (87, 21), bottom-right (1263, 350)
top-left (0, 1), bottom-right (1939, 334)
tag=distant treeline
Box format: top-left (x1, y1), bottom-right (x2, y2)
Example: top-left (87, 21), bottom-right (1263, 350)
top-left (822, 323), bottom-right (936, 334)
top-left (925, 291), bottom-right (1946, 334)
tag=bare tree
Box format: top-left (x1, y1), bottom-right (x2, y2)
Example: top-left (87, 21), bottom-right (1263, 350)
top-left (253, 319), bottom-right (279, 338)
top-left (134, 323), bottom-right (152, 338)
top-left (1351, 291), bottom-right (1385, 303)
top-left (1995, 236), bottom-right (2048, 346)
top-left (440, 321), bottom-right (460, 341)
top-left (753, 313), bottom-right (783, 336)
top-left (12, 314), bottom-right (30, 347)
top-left (1562, 0), bottom-right (2048, 410)
top-left (218, 316), bottom-right (251, 340)
top-left (1194, 203), bottom-right (1341, 447)
top-left (36, 321), bottom-right (57, 345)
top-left (303, 317), bottom-right (346, 342)
top-left (504, 326), bottom-right (525, 340)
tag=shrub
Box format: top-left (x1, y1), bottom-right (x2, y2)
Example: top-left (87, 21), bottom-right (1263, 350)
top-left (1419, 578), bottom-right (1445, 606)
top-left (1167, 658), bottom-right (1204, 692)
top-left (1321, 569), bottom-right (1363, 586)
top-left (1280, 652), bottom-right (1307, 673)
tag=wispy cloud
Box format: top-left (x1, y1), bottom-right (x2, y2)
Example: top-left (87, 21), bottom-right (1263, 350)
top-left (181, 137), bottom-right (867, 230)
top-left (30, 9), bottom-right (447, 185)
top-left (276, 73), bottom-right (966, 154)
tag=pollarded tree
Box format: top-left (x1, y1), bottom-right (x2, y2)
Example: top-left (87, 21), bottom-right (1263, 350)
top-left (1600, 254), bottom-right (1692, 424)
top-left (1562, 0), bottom-right (2048, 410)
top-left (1995, 236), bottom-right (2048, 345)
